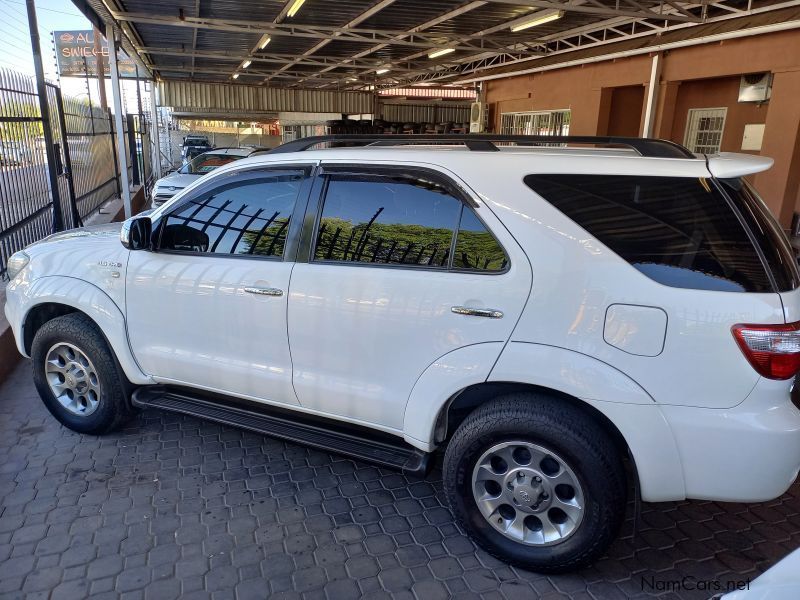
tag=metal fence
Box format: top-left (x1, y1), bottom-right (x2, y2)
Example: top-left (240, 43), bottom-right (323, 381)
top-left (0, 70), bottom-right (59, 278)
top-left (61, 94), bottom-right (119, 219)
top-left (0, 68), bottom-right (121, 278)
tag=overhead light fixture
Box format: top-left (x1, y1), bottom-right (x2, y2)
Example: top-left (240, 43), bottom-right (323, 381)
top-left (287, 0), bottom-right (305, 17)
top-left (346, 77), bottom-right (358, 82)
top-left (232, 72), bottom-right (240, 79)
top-left (376, 68), bottom-right (390, 75)
top-left (428, 48), bottom-right (455, 59)
top-left (510, 10), bottom-right (563, 32)
top-left (242, 60), bottom-right (252, 69)
top-left (259, 35), bottom-right (271, 49)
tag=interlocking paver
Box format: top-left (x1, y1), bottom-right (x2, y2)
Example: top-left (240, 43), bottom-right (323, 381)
top-left (1, 362), bottom-right (800, 598)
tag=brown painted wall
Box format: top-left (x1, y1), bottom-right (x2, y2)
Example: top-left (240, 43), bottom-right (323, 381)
top-left (484, 30), bottom-right (800, 225)
top-left (669, 76), bottom-right (767, 154)
top-left (486, 55), bottom-right (652, 135)
top-left (606, 86), bottom-right (646, 137)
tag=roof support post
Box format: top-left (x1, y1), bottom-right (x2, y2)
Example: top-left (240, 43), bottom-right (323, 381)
top-left (25, 0), bottom-right (64, 232)
top-left (642, 52), bottom-right (662, 138)
top-left (149, 82), bottom-right (162, 179)
top-left (107, 25), bottom-right (132, 218)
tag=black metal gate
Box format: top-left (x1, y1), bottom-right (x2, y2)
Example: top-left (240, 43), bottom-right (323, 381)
top-left (0, 68), bottom-right (121, 278)
top-left (0, 69), bottom-right (59, 277)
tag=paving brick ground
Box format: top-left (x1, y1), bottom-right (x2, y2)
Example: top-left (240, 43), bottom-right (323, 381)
top-left (1, 360), bottom-right (799, 600)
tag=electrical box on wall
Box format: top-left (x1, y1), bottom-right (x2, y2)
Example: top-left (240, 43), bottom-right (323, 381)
top-left (738, 73), bottom-right (772, 103)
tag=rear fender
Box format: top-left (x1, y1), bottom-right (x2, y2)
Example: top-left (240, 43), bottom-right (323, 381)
top-left (489, 342), bottom-right (686, 501)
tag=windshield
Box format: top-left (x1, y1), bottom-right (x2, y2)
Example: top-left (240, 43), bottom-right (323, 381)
top-left (179, 153), bottom-right (242, 175)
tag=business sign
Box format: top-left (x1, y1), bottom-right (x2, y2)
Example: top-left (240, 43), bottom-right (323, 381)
top-left (54, 30), bottom-right (138, 79)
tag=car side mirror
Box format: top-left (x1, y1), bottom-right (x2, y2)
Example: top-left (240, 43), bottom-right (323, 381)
top-left (120, 215), bottom-right (152, 251)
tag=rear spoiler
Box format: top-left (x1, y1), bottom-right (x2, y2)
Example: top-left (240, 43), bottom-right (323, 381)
top-left (706, 152), bottom-right (773, 178)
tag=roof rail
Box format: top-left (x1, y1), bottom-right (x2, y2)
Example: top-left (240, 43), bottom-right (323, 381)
top-left (265, 134), bottom-right (696, 159)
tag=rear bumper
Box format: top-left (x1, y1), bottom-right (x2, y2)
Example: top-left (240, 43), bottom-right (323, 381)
top-left (661, 377), bottom-right (800, 502)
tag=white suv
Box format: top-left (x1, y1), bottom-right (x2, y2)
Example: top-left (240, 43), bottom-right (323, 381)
top-left (5, 135), bottom-right (800, 573)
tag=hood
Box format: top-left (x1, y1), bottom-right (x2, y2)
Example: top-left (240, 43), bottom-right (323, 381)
top-left (154, 171), bottom-right (199, 190)
top-left (30, 222), bottom-right (123, 248)
top-left (20, 221), bottom-right (130, 310)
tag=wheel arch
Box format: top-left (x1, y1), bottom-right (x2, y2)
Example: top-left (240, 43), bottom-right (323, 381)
top-left (404, 341), bottom-right (686, 502)
top-left (439, 381), bottom-right (630, 456)
top-left (20, 277), bottom-right (152, 386)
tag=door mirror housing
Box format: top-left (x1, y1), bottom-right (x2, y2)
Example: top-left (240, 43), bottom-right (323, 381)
top-left (120, 215), bottom-right (152, 250)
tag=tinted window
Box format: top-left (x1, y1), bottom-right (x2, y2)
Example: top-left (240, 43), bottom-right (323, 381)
top-left (179, 153), bottom-right (243, 175)
top-left (314, 174), bottom-right (461, 267)
top-left (525, 174), bottom-right (773, 293)
top-left (159, 170), bottom-right (303, 257)
top-left (453, 208), bottom-right (508, 272)
top-left (719, 178), bottom-right (799, 291)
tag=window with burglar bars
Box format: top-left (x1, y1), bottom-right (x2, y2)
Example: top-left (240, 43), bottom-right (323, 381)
top-left (158, 170), bottom-right (304, 257)
top-left (500, 110), bottom-right (571, 136)
top-left (684, 108), bottom-right (727, 154)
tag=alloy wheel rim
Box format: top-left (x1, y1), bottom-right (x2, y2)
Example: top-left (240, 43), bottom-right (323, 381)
top-left (471, 441), bottom-right (585, 546)
top-left (44, 342), bottom-right (101, 417)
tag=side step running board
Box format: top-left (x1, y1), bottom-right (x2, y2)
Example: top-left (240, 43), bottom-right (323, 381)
top-left (132, 387), bottom-right (430, 476)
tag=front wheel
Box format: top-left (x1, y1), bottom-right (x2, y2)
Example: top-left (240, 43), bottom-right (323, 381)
top-left (443, 394), bottom-right (627, 573)
top-left (31, 313), bottom-right (133, 434)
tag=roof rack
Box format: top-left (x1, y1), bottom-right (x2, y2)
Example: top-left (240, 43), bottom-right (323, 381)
top-left (265, 134), bottom-right (696, 159)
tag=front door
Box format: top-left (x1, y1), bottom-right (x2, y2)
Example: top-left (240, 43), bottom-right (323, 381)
top-left (287, 164), bottom-right (531, 430)
top-left (126, 165), bottom-right (311, 406)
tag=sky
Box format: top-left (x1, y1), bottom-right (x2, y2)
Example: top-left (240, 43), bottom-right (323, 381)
top-left (0, 0), bottom-right (146, 112)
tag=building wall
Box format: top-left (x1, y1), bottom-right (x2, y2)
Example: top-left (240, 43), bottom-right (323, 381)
top-left (668, 76), bottom-right (767, 154)
top-left (486, 55), bottom-right (652, 137)
top-left (605, 85), bottom-right (646, 138)
top-left (484, 30), bottom-right (800, 226)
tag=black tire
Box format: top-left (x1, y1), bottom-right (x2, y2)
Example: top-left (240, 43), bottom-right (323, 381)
top-left (443, 393), bottom-right (626, 573)
top-left (31, 312), bottom-right (133, 434)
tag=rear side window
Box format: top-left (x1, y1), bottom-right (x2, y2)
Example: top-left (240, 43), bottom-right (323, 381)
top-left (524, 174), bottom-right (773, 293)
top-left (453, 208), bottom-right (508, 272)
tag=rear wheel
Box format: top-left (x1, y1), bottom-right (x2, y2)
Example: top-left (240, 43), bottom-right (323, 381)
top-left (31, 313), bottom-right (132, 434)
top-left (443, 394), bottom-right (626, 573)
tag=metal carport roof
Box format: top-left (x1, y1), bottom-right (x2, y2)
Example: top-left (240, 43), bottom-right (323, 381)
top-left (73, 0), bottom-right (800, 90)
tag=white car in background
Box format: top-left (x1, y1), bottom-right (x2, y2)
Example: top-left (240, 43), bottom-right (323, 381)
top-left (151, 147), bottom-right (254, 208)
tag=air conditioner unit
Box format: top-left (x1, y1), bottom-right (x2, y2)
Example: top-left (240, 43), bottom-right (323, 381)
top-left (469, 102), bottom-right (484, 133)
top-left (738, 72), bottom-right (772, 103)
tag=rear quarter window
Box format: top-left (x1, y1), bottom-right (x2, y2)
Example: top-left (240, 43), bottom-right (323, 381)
top-left (524, 174), bottom-right (774, 293)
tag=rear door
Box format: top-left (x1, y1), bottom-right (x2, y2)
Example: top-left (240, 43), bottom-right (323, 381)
top-left (286, 163), bottom-right (532, 430)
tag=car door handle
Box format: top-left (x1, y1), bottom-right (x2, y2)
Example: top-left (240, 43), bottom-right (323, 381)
top-left (243, 287), bottom-right (284, 297)
top-left (451, 306), bottom-right (504, 319)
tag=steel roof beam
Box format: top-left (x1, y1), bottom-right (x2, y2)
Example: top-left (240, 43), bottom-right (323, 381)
top-left (135, 46), bottom-right (439, 74)
top-left (479, 0), bottom-right (700, 21)
top-left (292, 1), bottom-right (494, 87)
top-left (108, 11), bottom-right (532, 52)
top-left (388, 0), bottom-right (797, 87)
top-left (264, 0), bottom-right (398, 82)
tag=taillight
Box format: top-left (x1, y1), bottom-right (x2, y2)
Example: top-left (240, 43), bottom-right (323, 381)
top-left (732, 321), bottom-right (800, 380)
